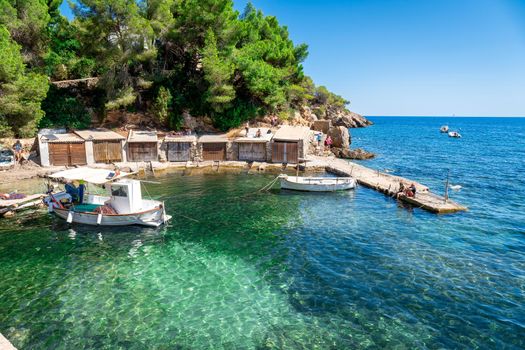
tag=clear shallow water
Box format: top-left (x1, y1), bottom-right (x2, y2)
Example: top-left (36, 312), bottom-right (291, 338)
top-left (0, 117), bottom-right (524, 349)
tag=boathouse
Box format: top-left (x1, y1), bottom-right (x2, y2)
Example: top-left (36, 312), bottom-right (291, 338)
top-left (74, 129), bottom-right (126, 164)
top-left (126, 130), bottom-right (158, 162)
top-left (164, 134), bottom-right (197, 162)
top-left (233, 128), bottom-right (273, 162)
top-left (198, 135), bottom-right (229, 161)
top-left (38, 129), bottom-right (87, 167)
top-left (271, 126), bottom-right (312, 164)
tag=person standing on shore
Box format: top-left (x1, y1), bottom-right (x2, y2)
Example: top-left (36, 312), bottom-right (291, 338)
top-left (12, 140), bottom-right (22, 164)
top-left (325, 135), bottom-right (333, 149)
top-left (316, 133), bottom-right (322, 147)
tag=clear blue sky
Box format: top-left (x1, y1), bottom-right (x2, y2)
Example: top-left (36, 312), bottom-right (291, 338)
top-left (60, 0), bottom-right (525, 116)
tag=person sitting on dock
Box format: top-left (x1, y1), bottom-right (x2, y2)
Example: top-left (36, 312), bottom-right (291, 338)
top-left (255, 129), bottom-right (262, 138)
top-left (396, 182), bottom-right (406, 198)
top-left (408, 183), bottom-right (417, 197)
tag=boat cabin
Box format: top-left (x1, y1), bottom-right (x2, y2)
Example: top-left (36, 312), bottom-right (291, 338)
top-left (74, 129), bottom-right (126, 164)
top-left (127, 130), bottom-right (159, 162)
top-left (164, 134), bottom-right (197, 162)
top-left (271, 126), bottom-right (312, 164)
top-left (233, 128), bottom-right (273, 162)
top-left (198, 135), bottom-right (229, 161)
top-left (104, 179), bottom-right (143, 214)
top-left (38, 129), bottom-right (87, 166)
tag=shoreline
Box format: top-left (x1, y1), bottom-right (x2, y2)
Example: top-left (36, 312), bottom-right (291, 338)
top-left (1, 155), bottom-right (466, 215)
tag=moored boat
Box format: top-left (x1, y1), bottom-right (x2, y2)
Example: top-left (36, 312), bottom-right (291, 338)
top-left (279, 174), bottom-right (355, 192)
top-left (0, 148), bottom-right (15, 169)
top-left (448, 131), bottom-right (461, 138)
top-left (43, 168), bottom-right (171, 227)
top-left (440, 125), bottom-right (449, 133)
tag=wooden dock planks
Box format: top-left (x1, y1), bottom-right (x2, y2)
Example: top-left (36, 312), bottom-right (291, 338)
top-left (309, 156), bottom-right (467, 214)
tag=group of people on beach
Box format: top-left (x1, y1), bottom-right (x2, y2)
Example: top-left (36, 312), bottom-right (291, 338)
top-left (397, 182), bottom-right (417, 198)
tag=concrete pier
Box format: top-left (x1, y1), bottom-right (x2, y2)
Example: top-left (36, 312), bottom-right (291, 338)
top-left (309, 155), bottom-right (467, 214)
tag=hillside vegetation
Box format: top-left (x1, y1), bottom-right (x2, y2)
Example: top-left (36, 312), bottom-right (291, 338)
top-left (0, 0), bottom-right (361, 137)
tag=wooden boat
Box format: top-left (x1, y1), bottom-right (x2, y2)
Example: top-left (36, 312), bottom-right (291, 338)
top-left (448, 131), bottom-right (461, 138)
top-left (279, 174), bottom-right (355, 192)
top-left (43, 168), bottom-right (171, 227)
top-left (440, 125), bottom-right (449, 133)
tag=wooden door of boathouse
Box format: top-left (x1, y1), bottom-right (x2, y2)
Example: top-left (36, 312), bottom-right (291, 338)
top-left (202, 143), bottom-right (226, 161)
top-left (238, 143), bottom-right (266, 162)
top-left (128, 142), bottom-right (158, 162)
top-left (93, 140), bottom-right (122, 163)
top-left (272, 142), bottom-right (298, 163)
top-left (49, 143), bottom-right (87, 166)
top-left (167, 142), bottom-right (191, 162)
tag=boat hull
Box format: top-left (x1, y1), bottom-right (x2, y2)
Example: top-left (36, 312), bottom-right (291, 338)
top-left (53, 207), bottom-right (171, 227)
top-left (280, 176), bottom-right (355, 192)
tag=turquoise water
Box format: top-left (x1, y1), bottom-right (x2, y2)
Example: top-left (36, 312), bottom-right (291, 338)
top-left (1, 117), bottom-right (524, 349)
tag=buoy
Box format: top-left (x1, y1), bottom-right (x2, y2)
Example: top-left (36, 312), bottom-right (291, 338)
top-left (67, 211), bottom-right (73, 223)
top-left (97, 213), bottom-right (102, 225)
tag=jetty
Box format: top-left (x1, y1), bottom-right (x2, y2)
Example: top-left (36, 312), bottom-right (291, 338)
top-left (308, 155), bottom-right (467, 214)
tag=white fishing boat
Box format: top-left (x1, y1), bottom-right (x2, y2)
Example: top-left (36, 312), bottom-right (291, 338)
top-left (43, 168), bottom-right (171, 227)
top-left (279, 174), bottom-right (355, 192)
top-left (440, 125), bottom-right (449, 133)
top-left (448, 131), bottom-right (461, 138)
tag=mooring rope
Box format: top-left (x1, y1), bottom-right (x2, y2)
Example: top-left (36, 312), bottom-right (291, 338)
top-left (258, 176), bottom-right (280, 193)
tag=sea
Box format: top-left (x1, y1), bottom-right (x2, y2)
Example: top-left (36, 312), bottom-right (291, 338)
top-left (0, 117), bottom-right (523, 349)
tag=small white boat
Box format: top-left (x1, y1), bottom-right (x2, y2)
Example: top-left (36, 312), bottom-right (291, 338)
top-left (279, 174), bottom-right (355, 192)
top-left (0, 148), bottom-right (15, 169)
top-left (43, 168), bottom-right (171, 227)
top-left (440, 125), bottom-right (449, 133)
top-left (448, 131), bottom-right (461, 138)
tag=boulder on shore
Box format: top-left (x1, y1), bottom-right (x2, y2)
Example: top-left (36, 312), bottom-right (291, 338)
top-left (324, 107), bottom-right (373, 128)
top-left (331, 147), bottom-right (375, 160)
top-left (327, 126), bottom-right (350, 149)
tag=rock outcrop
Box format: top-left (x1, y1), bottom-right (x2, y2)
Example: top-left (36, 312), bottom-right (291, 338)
top-left (327, 126), bottom-right (350, 149)
top-left (325, 108), bottom-right (372, 128)
top-left (331, 147), bottom-right (375, 160)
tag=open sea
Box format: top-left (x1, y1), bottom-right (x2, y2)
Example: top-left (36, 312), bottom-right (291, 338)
top-left (0, 117), bottom-right (524, 349)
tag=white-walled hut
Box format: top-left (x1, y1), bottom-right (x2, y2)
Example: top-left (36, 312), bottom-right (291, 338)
top-left (198, 134), bottom-right (229, 161)
top-left (271, 126), bottom-right (312, 164)
top-left (38, 129), bottom-right (87, 167)
top-left (74, 129), bottom-right (126, 164)
top-left (234, 128), bottom-right (273, 162)
top-left (164, 134), bottom-right (197, 162)
top-left (126, 130), bottom-right (159, 162)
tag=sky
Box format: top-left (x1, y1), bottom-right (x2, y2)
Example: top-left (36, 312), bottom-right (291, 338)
top-left (60, 0), bottom-right (525, 116)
